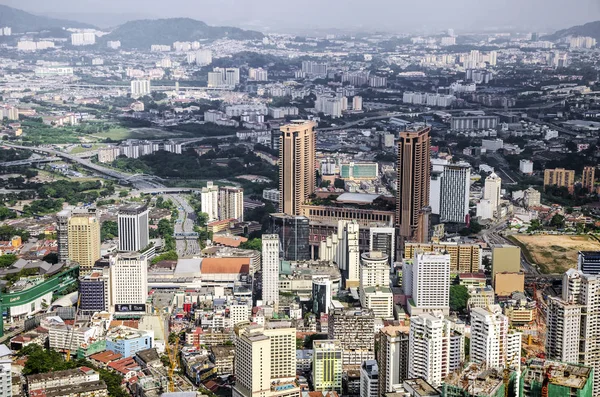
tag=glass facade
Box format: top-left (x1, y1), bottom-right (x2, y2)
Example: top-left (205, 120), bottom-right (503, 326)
top-left (270, 214), bottom-right (311, 261)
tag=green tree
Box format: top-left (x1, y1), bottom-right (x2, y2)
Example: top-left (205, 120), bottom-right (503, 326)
top-left (101, 220), bottom-right (118, 241)
top-left (550, 214), bottom-right (565, 228)
top-left (334, 178), bottom-right (345, 189)
top-left (240, 238), bottom-right (262, 251)
top-left (0, 254), bottom-right (17, 268)
top-left (151, 250), bottom-right (178, 264)
top-left (449, 285), bottom-right (470, 313)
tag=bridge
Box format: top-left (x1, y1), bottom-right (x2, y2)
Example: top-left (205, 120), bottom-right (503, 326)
top-left (0, 157), bottom-right (61, 167)
top-left (174, 232), bottom-right (199, 238)
top-left (140, 188), bottom-right (200, 194)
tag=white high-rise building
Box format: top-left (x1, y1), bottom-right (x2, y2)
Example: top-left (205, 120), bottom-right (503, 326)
top-left (0, 345), bottom-right (10, 397)
top-left (340, 221), bottom-right (360, 288)
top-left (408, 313), bottom-right (445, 386)
top-left (219, 186), bottom-right (244, 222)
top-left (470, 305), bottom-right (522, 370)
top-left (109, 253), bottom-right (148, 310)
top-left (71, 32), bottom-right (96, 46)
top-left (262, 235), bottom-right (280, 311)
top-left (360, 360), bottom-right (379, 397)
top-left (131, 80), bottom-right (151, 98)
top-left (359, 251), bottom-right (390, 288)
top-left (118, 205), bottom-right (149, 252)
top-left (440, 162), bottom-right (471, 224)
top-left (248, 68), bottom-right (268, 81)
top-left (201, 181), bottom-right (219, 222)
top-left (546, 295), bottom-right (582, 364)
top-left (407, 251), bottom-right (451, 315)
top-left (483, 172), bottom-right (502, 218)
top-left (196, 49), bottom-right (213, 66)
top-left (353, 96), bottom-right (363, 111)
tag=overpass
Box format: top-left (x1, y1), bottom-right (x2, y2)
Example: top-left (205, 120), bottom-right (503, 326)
top-left (140, 188), bottom-right (200, 194)
top-left (0, 157), bottom-right (61, 167)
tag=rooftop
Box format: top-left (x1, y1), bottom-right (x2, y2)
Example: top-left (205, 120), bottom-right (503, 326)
top-left (403, 378), bottom-right (440, 396)
top-left (524, 359), bottom-right (592, 389)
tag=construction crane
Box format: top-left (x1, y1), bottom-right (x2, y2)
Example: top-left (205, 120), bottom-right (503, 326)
top-left (65, 295), bottom-right (81, 362)
top-left (541, 365), bottom-right (553, 397)
top-left (156, 308), bottom-right (176, 392)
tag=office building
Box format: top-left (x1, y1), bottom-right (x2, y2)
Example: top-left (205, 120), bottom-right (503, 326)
top-left (219, 186), bottom-right (244, 222)
top-left (279, 120), bottom-right (316, 216)
top-left (470, 305), bottom-right (521, 369)
top-left (544, 168), bottom-right (575, 189)
top-left (106, 327), bottom-right (153, 357)
top-left (201, 181), bottom-right (219, 222)
top-left (57, 209), bottom-right (71, 263)
top-left (360, 360), bottom-right (379, 397)
top-left (233, 324), bottom-right (299, 397)
top-left (312, 340), bottom-right (343, 393)
top-left (359, 251), bottom-right (393, 319)
top-left (328, 308), bottom-right (375, 366)
top-left (312, 277), bottom-right (332, 316)
top-left (404, 242), bottom-right (481, 274)
top-left (130, 79), bottom-right (151, 98)
top-left (68, 209), bottom-right (101, 274)
top-left (270, 214), bottom-right (311, 261)
top-left (491, 245), bottom-right (521, 279)
top-left (583, 166), bottom-right (595, 192)
top-left (440, 163), bottom-right (471, 225)
top-left (369, 227), bottom-right (395, 265)
top-left (483, 172), bottom-right (502, 218)
top-left (396, 126), bottom-right (431, 244)
top-left (109, 253), bottom-right (148, 310)
top-left (118, 205), bottom-right (149, 252)
top-left (79, 268), bottom-right (110, 315)
top-left (377, 326), bottom-right (409, 394)
top-left (578, 251), bottom-right (600, 275)
top-left (405, 251), bottom-right (451, 315)
top-left (262, 235), bottom-right (280, 311)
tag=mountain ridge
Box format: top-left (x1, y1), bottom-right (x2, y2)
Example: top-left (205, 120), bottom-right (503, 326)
top-left (0, 4), bottom-right (97, 32)
top-left (545, 20), bottom-right (600, 42)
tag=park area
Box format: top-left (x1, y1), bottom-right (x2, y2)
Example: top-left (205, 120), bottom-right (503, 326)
top-left (510, 234), bottom-right (600, 274)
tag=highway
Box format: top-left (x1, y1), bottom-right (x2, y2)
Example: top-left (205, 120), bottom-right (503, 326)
top-left (481, 220), bottom-right (541, 275)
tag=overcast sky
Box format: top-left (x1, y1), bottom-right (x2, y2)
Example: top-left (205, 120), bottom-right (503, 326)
top-left (2, 0), bottom-right (600, 33)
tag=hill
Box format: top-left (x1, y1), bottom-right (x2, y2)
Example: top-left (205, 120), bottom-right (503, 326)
top-left (0, 5), bottom-right (97, 32)
top-left (545, 20), bottom-right (600, 42)
top-left (99, 18), bottom-right (264, 49)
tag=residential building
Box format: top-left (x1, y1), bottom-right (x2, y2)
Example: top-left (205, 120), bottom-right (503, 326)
top-left (57, 209), bottom-right (71, 263)
top-left (118, 205), bottom-right (149, 253)
top-left (404, 242), bottom-right (481, 274)
top-left (582, 166), bottom-right (595, 192)
top-left (328, 308), bottom-right (375, 367)
top-left (262, 235), bottom-right (280, 311)
top-left (201, 182), bottom-right (219, 222)
top-left (279, 121), bottom-right (316, 216)
top-left (523, 187), bottom-right (541, 208)
top-left (483, 172), bottom-right (502, 218)
top-left (544, 168), bottom-right (575, 190)
top-left (396, 126), bottom-right (431, 244)
top-left (578, 251), bottom-right (600, 275)
top-left (360, 360), bottom-right (379, 397)
top-left (248, 68), bottom-right (268, 81)
top-left (219, 187), bottom-right (244, 222)
top-left (312, 340), bottom-right (343, 393)
top-left (109, 253), bottom-right (148, 311)
top-left (68, 209), bottom-right (101, 274)
top-left (377, 326), bottom-right (409, 394)
top-left (519, 160), bottom-right (534, 175)
top-left (439, 162), bottom-right (471, 225)
top-left (0, 345), bottom-right (10, 397)
top-left (408, 313), bottom-right (445, 386)
top-left (521, 359), bottom-right (593, 397)
top-left (130, 80), bottom-right (151, 98)
top-left (451, 116), bottom-right (499, 131)
top-left (71, 32), bottom-right (96, 46)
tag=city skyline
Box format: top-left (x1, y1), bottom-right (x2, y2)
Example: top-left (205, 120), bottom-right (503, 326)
top-left (1, 0), bottom-right (600, 32)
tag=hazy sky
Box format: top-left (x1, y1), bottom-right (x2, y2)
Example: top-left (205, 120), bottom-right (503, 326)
top-left (2, 0), bottom-right (600, 33)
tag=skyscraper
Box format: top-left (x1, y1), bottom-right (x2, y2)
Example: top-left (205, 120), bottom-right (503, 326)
top-left (396, 126), bottom-right (431, 244)
top-left (201, 181), bottom-right (219, 222)
top-left (57, 209), bottom-right (71, 263)
top-left (118, 205), bottom-right (149, 252)
top-left (440, 162), bottom-right (471, 225)
top-left (360, 360), bottom-right (379, 397)
top-left (261, 235), bottom-right (280, 311)
top-left (219, 186), bottom-right (244, 222)
top-left (68, 209), bottom-right (101, 275)
top-left (279, 120), bottom-right (316, 216)
top-left (312, 340), bottom-right (343, 393)
top-left (483, 172), bottom-right (502, 217)
top-left (109, 253), bottom-right (148, 310)
top-left (377, 326), bottom-right (410, 394)
top-left (405, 251), bottom-right (451, 315)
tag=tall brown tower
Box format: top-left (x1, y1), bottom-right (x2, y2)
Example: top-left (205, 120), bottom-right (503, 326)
top-left (582, 166), bottom-right (596, 193)
top-left (279, 120), bottom-right (317, 215)
top-left (396, 126), bottom-right (431, 243)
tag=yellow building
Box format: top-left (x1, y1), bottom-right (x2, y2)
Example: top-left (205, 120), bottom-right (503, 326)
top-left (544, 168), bottom-right (575, 189)
top-left (404, 242), bottom-right (481, 273)
top-left (491, 245), bottom-right (521, 279)
top-left (68, 211), bottom-right (101, 274)
top-left (504, 306), bottom-right (535, 326)
top-left (582, 166), bottom-right (596, 192)
top-left (11, 236), bottom-right (22, 248)
top-left (494, 272), bottom-right (525, 296)
top-left (312, 340), bottom-right (343, 393)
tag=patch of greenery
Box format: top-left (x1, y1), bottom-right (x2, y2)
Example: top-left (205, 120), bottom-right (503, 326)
top-left (151, 250), bottom-right (178, 264)
top-left (449, 285), bottom-right (470, 314)
top-left (101, 220), bottom-right (118, 241)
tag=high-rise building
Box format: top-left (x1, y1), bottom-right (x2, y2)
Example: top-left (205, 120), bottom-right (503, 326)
top-left (440, 163), bottom-right (471, 225)
top-left (312, 277), bottom-right (332, 316)
top-left (369, 227), bottom-right (395, 265)
top-left (396, 126), bottom-right (431, 244)
top-left (320, 220), bottom-right (361, 288)
top-left (312, 340), bottom-right (343, 393)
top-left (360, 360), bottom-right (379, 397)
top-left (483, 172), bottom-right (502, 218)
top-left (57, 209), bottom-right (72, 263)
top-left (470, 305), bottom-right (521, 369)
top-left (405, 251), bottom-right (451, 315)
top-left (118, 205), bottom-right (149, 252)
top-left (544, 168), bottom-right (575, 190)
top-left (546, 296), bottom-right (583, 364)
top-left (261, 235), bottom-right (280, 311)
top-left (219, 186), bottom-right (244, 222)
top-left (195, 49), bottom-right (212, 66)
top-left (79, 268), bottom-right (110, 315)
top-left (233, 324), bottom-right (299, 397)
top-left (201, 181), bottom-right (219, 222)
top-left (71, 32), bottom-right (96, 46)
top-left (248, 68), bottom-right (268, 81)
top-left (377, 326), bottom-right (410, 394)
top-left (269, 214), bottom-right (311, 261)
top-left (0, 345), bottom-right (10, 397)
top-left (491, 245), bottom-right (521, 280)
top-left (578, 251), bottom-right (600, 275)
top-left (130, 79), bottom-right (151, 98)
top-left (583, 166), bottom-right (596, 192)
top-left (359, 251), bottom-right (393, 319)
top-left (404, 242), bottom-right (481, 274)
top-left (279, 121), bottom-right (316, 216)
top-left (68, 209), bottom-right (101, 275)
top-left (408, 313), bottom-right (445, 387)
top-left (109, 253), bottom-right (148, 311)
top-left (328, 308), bottom-right (375, 367)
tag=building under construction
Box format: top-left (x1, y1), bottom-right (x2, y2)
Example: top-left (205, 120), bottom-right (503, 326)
top-left (520, 359), bottom-right (593, 397)
top-left (441, 363), bottom-right (516, 397)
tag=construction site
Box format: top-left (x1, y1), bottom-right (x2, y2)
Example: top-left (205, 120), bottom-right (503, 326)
top-left (520, 359), bottom-right (593, 397)
top-left (442, 363), bottom-right (517, 397)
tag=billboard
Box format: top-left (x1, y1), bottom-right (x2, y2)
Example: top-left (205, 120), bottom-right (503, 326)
top-left (114, 304), bottom-right (146, 312)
